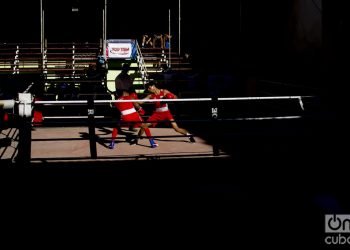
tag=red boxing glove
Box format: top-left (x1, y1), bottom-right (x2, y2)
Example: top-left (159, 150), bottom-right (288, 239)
top-left (165, 93), bottom-right (175, 99)
top-left (129, 92), bottom-right (138, 100)
top-left (33, 111), bottom-right (43, 124)
top-left (137, 107), bottom-right (145, 116)
top-left (3, 112), bottom-right (9, 122)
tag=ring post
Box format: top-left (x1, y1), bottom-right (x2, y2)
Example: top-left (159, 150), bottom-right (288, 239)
top-left (87, 97), bottom-right (97, 159)
top-left (211, 96), bottom-right (220, 156)
top-left (17, 93), bottom-right (32, 166)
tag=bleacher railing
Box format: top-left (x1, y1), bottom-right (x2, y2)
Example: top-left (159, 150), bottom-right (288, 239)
top-left (0, 42), bottom-right (101, 77)
top-left (135, 41), bottom-right (149, 85)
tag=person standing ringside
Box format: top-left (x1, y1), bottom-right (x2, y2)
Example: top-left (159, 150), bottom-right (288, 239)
top-left (115, 63), bottom-right (134, 92)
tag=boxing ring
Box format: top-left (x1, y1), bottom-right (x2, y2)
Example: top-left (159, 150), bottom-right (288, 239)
top-left (0, 94), bottom-right (316, 165)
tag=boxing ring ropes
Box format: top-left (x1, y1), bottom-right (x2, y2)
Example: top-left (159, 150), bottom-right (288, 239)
top-left (1, 93), bottom-right (314, 165)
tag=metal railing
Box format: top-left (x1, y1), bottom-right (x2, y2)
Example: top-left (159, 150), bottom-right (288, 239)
top-left (135, 41), bottom-right (149, 86)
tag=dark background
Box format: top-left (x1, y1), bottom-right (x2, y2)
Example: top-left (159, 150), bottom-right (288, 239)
top-left (2, 1), bottom-right (350, 247)
top-left (2, 0), bottom-right (348, 92)
top-left (1, 1), bottom-right (348, 83)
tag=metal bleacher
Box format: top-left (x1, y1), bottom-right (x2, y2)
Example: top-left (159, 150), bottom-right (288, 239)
top-left (1, 41), bottom-right (194, 100)
top-left (138, 47), bottom-right (193, 95)
top-left (0, 42), bottom-right (100, 77)
top-left (140, 47), bottom-right (192, 73)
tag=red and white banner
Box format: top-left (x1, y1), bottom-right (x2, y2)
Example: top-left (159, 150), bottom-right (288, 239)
top-left (107, 43), bottom-right (132, 59)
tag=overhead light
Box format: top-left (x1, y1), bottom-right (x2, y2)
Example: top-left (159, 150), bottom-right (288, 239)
top-left (72, 0), bottom-right (80, 12)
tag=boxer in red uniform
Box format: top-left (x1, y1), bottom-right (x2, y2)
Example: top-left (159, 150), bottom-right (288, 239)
top-left (142, 81), bottom-right (195, 144)
top-left (109, 89), bottom-right (157, 149)
top-left (127, 92), bottom-right (141, 132)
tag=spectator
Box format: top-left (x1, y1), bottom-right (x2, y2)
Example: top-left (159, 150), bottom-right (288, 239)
top-left (163, 33), bottom-right (172, 49)
top-left (153, 33), bottom-right (164, 48)
top-left (141, 34), bottom-right (153, 48)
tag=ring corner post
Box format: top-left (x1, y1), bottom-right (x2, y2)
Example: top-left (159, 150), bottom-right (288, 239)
top-left (17, 93), bottom-right (33, 167)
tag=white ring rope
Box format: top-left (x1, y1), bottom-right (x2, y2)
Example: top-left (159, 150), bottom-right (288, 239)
top-left (34, 95), bottom-right (314, 105)
top-left (43, 116), bottom-right (107, 119)
top-left (230, 116), bottom-right (302, 121)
